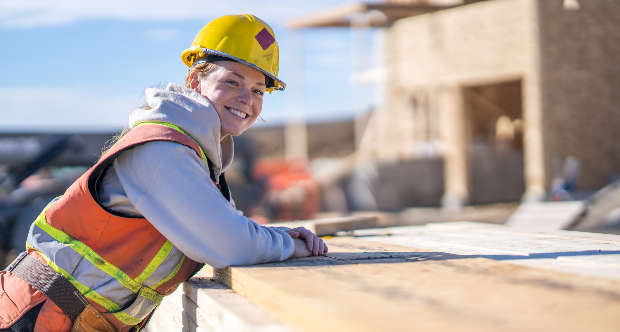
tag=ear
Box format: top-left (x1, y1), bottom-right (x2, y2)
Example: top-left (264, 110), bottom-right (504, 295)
top-left (189, 71), bottom-right (201, 92)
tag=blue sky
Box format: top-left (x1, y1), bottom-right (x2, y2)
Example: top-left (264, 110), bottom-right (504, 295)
top-left (0, 0), bottom-right (379, 132)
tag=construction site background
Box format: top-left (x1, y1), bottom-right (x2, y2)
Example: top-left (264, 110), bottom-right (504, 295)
top-left (2, 0), bottom-right (620, 269)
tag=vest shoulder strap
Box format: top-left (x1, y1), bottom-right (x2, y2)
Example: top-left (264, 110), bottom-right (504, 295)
top-left (92, 123), bottom-right (231, 202)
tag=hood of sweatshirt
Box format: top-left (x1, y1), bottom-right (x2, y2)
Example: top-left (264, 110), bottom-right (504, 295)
top-left (128, 82), bottom-right (234, 179)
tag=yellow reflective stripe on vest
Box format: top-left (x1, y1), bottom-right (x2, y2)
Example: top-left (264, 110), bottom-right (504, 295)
top-left (134, 240), bottom-right (174, 285)
top-left (134, 122), bottom-right (209, 165)
top-left (23, 122), bottom-right (208, 325)
top-left (32, 209), bottom-right (142, 294)
top-left (152, 255), bottom-right (185, 289)
top-left (27, 201), bottom-right (168, 325)
top-left (25, 242), bottom-right (123, 314)
top-left (113, 312), bottom-right (142, 326)
top-left (24, 245), bottom-right (155, 326)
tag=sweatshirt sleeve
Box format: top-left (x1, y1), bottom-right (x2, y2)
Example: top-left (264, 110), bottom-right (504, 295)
top-left (110, 141), bottom-right (295, 269)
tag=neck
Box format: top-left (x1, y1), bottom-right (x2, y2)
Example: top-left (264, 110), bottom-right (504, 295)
top-left (220, 130), bottom-right (229, 142)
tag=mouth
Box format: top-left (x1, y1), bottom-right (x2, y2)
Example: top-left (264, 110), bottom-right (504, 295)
top-left (225, 106), bottom-right (249, 119)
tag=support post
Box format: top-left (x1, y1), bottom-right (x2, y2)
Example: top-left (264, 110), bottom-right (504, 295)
top-left (522, 0), bottom-right (546, 202)
top-left (438, 84), bottom-right (468, 211)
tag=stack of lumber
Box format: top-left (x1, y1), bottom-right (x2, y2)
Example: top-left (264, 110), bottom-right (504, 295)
top-left (147, 222), bottom-right (620, 332)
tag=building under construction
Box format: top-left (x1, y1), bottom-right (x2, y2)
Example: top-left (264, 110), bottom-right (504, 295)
top-left (288, 0), bottom-right (620, 209)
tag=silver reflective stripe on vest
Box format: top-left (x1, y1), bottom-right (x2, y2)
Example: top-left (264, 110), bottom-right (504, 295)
top-left (123, 290), bottom-right (159, 320)
top-left (27, 223), bottom-right (136, 305)
top-left (142, 245), bottom-right (184, 288)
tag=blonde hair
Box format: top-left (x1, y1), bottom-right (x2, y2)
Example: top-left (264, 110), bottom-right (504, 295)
top-left (101, 61), bottom-right (220, 159)
top-left (185, 60), bottom-right (218, 88)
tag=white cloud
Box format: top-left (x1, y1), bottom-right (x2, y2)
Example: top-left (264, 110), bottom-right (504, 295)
top-left (0, 0), bottom-right (351, 28)
top-left (0, 86), bottom-right (137, 131)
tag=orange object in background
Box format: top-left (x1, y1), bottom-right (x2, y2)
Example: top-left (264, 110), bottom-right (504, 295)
top-left (253, 158), bottom-right (320, 222)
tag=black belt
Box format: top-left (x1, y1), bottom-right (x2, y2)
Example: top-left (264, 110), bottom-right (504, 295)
top-left (6, 252), bottom-right (88, 322)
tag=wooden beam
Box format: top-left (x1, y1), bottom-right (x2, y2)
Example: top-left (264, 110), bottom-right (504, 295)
top-left (147, 267), bottom-right (291, 332)
top-left (465, 88), bottom-right (514, 119)
top-left (286, 3), bottom-right (455, 29)
top-left (182, 311), bottom-right (197, 332)
top-left (213, 233), bottom-right (620, 332)
top-left (182, 277), bottom-right (292, 332)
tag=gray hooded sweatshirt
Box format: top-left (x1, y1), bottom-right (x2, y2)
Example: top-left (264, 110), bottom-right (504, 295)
top-left (97, 83), bottom-right (295, 269)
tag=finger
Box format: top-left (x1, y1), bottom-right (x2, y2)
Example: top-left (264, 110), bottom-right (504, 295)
top-left (306, 236), bottom-right (314, 252)
top-left (318, 239), bottom-right (325, 256)
top-left (324, 244), bottom-right (329, 254)
top-left (293, 227), bottom-right (312, 240)
top-left (313, 236), bottom-right (320, 256)
top-left (297, 229), bottom-right (311, 240)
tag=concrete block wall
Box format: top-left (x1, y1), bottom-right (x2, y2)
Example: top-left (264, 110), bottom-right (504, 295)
top-left (382, 0), bottom-right (536, 205)
top-left (388, 0), bottom-right (528, 88)
top-left (356, 0), bottom-right (620, 205)
top-left (539, 0), bottom-right (620, 189)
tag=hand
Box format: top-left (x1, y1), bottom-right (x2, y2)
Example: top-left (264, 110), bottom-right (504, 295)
top-left (290, 239), bottom-right (312, 258)
top-left (286, 227), bottom-right (328, 256)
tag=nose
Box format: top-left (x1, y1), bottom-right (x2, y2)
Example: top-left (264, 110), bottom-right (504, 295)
top-left (237, 88), bottom-right (253, 106)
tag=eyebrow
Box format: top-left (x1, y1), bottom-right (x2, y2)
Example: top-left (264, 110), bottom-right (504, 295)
top-left (230, 71), bottom-right (266, 86)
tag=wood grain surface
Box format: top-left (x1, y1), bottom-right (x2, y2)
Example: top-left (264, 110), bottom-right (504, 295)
top-left (214, 236), bottom-right (620, 332)
top-left (183, 276), bottom-right (291, 332)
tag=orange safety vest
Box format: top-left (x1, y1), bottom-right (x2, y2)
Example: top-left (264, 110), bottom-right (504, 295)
top-left (0, 123), bottom-right (222, 332)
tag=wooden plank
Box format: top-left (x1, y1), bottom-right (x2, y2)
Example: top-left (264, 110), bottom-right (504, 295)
top-left (267, 216), bottom-right (378, 236)
top-left (506, 201), bottom-right (586, 230)
top-left (147, 265), bottom-right (290, 332)
top-left (419, 221), bottom-right (620, 243)
top-left (143, 285), bottom-right (184, 332)
top-left (183, 277), bottom-right (292, 332)
top-left (503, 257), bottom-right (620, 281)
top-left (182, 310), bottom-right (197, 332)
top-left (558, 254), bottom-right (620, 265)
top-left (213, 235), bottom-right (620, 332)
top-left (352, 222), bottom-right (620, 280)
top-left (357, 222), bottom-right (620, 254)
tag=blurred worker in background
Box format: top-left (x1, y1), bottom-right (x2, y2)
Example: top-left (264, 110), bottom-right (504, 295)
top-left (1, 14), bottom-right (326, 332)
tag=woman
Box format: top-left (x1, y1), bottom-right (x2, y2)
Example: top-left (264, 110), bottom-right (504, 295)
top-left (0, 14), bottom-right (326, 332)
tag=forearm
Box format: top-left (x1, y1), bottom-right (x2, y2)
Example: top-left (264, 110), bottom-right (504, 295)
top-left (112, 142), bottom-right (295, 268)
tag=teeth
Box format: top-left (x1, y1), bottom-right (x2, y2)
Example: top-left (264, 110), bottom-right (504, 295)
top-left (228, 108), bottom-right (247, 119)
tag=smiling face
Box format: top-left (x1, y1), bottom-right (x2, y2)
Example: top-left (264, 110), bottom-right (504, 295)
top-left (189, 61), bottom-right (266, 140)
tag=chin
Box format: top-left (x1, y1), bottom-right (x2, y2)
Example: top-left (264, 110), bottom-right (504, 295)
top-left (224, 127), bottom-right (246, 137)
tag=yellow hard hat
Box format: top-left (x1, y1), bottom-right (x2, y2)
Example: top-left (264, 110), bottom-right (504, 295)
top-left (182, 14), bottom-right (285, 92)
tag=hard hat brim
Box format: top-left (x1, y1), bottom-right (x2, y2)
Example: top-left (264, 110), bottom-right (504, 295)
top-left (196, 48), bottom-right (286, 91)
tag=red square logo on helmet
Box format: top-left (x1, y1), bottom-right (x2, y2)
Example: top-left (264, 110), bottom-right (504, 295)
top-left (255, 28), bottom-right (275, 50)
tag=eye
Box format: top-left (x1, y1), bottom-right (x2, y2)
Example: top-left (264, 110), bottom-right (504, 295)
top-left (226, 80), bottom-right (239, 86)
top-left (253, 89), bottom-right (264, 96)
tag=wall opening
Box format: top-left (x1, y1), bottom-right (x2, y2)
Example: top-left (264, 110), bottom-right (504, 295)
top-left (463, 80), bottom-right (525, 204)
